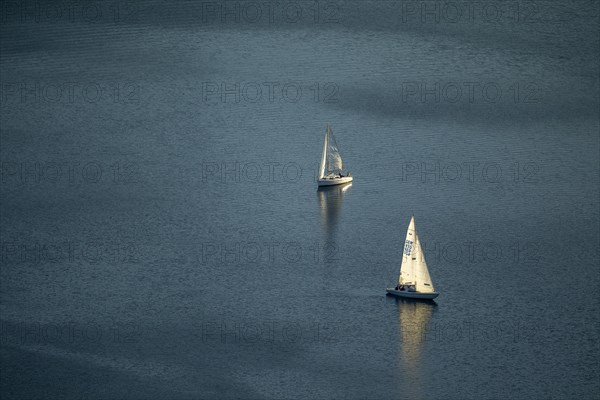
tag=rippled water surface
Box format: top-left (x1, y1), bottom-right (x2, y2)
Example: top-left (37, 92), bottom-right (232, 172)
top-left (1, 1), bottom-right (599, 399)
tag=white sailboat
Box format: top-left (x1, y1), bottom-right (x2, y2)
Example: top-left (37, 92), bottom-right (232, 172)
top-left (386, 216), bottom-right (439, 300)
top-left (317, 125), bottom-right (353, 187)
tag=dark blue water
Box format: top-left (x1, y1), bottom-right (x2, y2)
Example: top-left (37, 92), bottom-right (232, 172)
top-left (1, 1), bottom-right (599, 398)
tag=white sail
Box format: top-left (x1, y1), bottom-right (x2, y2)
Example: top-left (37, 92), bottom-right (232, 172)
top-left (319, 126), bottom-right (328, 179)
top-left (319, 125), bottom-right (343, 178)
top-left (399, 216), bottom-right (435, 293)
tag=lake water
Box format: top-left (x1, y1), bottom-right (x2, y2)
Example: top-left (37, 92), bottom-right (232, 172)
top-left (1, 1), bottom-right (599, 398)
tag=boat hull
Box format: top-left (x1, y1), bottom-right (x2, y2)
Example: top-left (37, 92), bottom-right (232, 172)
top-left (386, 288), bottom-right (439, 300)
top-left (317, 176), bottom-right (353, 187)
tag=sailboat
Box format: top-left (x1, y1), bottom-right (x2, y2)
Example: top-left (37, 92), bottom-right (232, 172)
top-left (386, 216), bottom-right (439, 300)
top-left (318, 125), bottom-right (353, 187)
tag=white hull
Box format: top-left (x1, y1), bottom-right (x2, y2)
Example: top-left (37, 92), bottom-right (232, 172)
top-left (317, 176), bottom-right (353, 187)
top-left (386, 288), bottom-right (439, 300)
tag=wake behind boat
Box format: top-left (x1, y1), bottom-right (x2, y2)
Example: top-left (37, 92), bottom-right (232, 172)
top-left (318, 125), bottom-right (353, 187)
top-left (386, 216), bottom-right (439, 300)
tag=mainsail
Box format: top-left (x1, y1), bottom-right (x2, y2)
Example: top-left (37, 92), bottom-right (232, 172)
top-left (399, 216), bottom-right (435, 293)
top-left (319, 125), bottom-right (343, 179)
